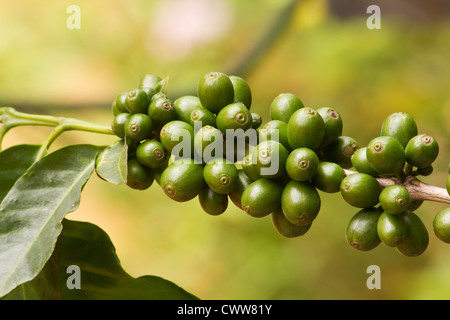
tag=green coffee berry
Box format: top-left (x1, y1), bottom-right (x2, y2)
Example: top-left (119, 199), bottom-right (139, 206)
top-left (285, 147), bottom-right (319, 182)
top-left (281, 180), bottom-right (321, 226)
top-left (258, 120), bottom-right (290, 151)
top-left (405, 134), bottom-right (439, 169)
top-left (271, 209), bottom-right (312, 238)
top-left (230, 75), bottom-right (252, 109)
top-left (159, 120), bottom-right (194, 156)
top-left (197, 72), bottom-right (234, 114)
top-left (228, 170), bottom-right (253, 210)
top-left (112, 113), bottom-right (131, 139)
top-left (127, 158), bottom-right (153, 190)
top-left (380, 112), bottom-right (418, 148)
top-left (148, 96), bottom-right (177, 124)
top-left (193, 125), bottom-right (223, 162)
top-left (216, 102), bottom-right (252, 133)
top-left (322, 136), bottom-right (359, 169)
top-left (190, 108), bottom-right (216, 128)
top-left (251, 140), bottom-right (289, 180)
top-left (379, 185), bottom-right (411, 214)
top-left (126, 88), bottom-right (151, 114)
top-left (138, 74), bottom-right (163, 98)
top-left (136, 139), bottom-right (167, 169)
top-left (173, 95), bottom-right (203, 123)
top-left (287, 107), bottom-right (325, 151)
top-left (345, 207), bottom-right (382, 251)
top-left (340, 173), bottom-right (381, 208)
top-left (270, 93), bottom-right (304, 123)
top-left (311, 161), bottom-right (345, 193)
top-left (199, 186), bottom-right (228, 216)
top-left (395, 211), bottom-right (429, 257)
top-left (433, 207), bottom-right (450, 244)
top-left (366, 136), bottom-right (405, 175)
top-left (317, 107), bottom-right (343, 149)
top-left (242, 152), bottom-right (261, 181)
top-left (351, 147), bottom-right (379, 176)
top-left (114, 92), bottom-right (129, 115)
top-left (377, 211), bottom-right (407, 247)
top-left (241, 178), bottom-right (283, 218)
top-left (251, 112), bottom-right (262, 129)
top-left (203, 158), bottom-right (239, 195)
top-left (124, 113), bottom-right (153, 142)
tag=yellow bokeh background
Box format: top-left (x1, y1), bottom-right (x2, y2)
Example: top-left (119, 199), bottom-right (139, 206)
top-left (1, 0), bottom-right (449, 299)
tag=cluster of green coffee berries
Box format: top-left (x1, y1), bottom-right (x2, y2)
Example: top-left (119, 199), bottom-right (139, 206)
top-left (110, 71), bottom-right (450, 257)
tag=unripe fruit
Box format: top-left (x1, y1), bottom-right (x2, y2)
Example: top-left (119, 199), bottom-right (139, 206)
top-left (258, 120), bottom-right (290, 151)
top-left (317, 107), bottom-right (343, 148)
top-left (366, 136), bottom-right (405, 175)
top-left (271, 209), bottom-right (312, 238)
top-left (379, 185), bottom-right (411, 214)
top-left (203, 158), bottom-right (239, 195)
top-left (112, 113), bottom-right (131, 139)
top-left (138, 74), bottom-right (163, 98)
top-left (228, 170), bottom-right (253, 210)
top-left (252, 140), bottom-right (289, 180)
top-left (311, 161), bottom-right (345, 193)
top-left (190, 108), bottom-right (216, 128)
top-left (377, 211), bottom-right (407, 247)
top-left (160, 158), bottom-right (205, 202)
top-left (193, 125), bottom-right (223, 162)
top-left (251, 113), bottom-right (262, 129)
top-left (433, 207), bottom-right (450, 244)
top-left (113, 92), bottom-right (129, 115)
top-left (322, 136), bottom-right (359, 169)
top-left (396, 211), bottom-right (429, 257)
top-left (340, 173), bottom-right (381, 208)
top-left (345, 207), bottom-right (382, 251)
top-left (199, 186), bottom-right (228, 216)
top-left (380, 112), bottom-right (418, 148)
top-left (287, 107), bottom-right (325, 151)
top-left (281, 180), bottom-right (321, 226)
top-left (197, 72), bottom-right (234, 114)
top-left (159, 120), bottom-right (194, 156)
top-left (126, 159), bottom-right (153, 190)
top-left (242, 152), bottom-right (261, 181)
top-left (270, 93), bottom-right (304, 123)
top-left (126, 88), bottom-right (151, 114)
top-left (148, 96), bottom-right (177, 124)
top-left (241, 178), bottom-right (283, 218)
top-left (136, 139), bottom-right (167, 169)
top-left (124, 113), bottom-right (153, 142)
top-left (285, 148), bottom-right (319, 182)
top-left (230, 75), bottom-right (252, 109)
top-left (216, 102), bottom-right (252, 133)
top-left (174, 95), bottom-right (203, 123)
top-left (405, 134), bottom-right (439, 169)
top-left (351, 147), bottom-right (378, 176)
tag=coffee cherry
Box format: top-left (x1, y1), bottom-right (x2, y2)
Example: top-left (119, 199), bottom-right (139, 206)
top-left (351, 147), bottom-right (378, 176)
top-left (377, 211), bottom-right (407, 247)
top-left (174, 95), bottom-right (203, 123)
top-left (138, 74), bottom-right (163, 98)
top-left (124, 113), bottom-right (153, 142)
top-left (230, 75), bottom-right (252, 109)
top-left (380, 112), bottom-right (418, 148)
top-left (281, 180), bottom-right (321, 226)
top-left (271, 209), bottom-right (312, 238)
top-left (433, 207), bottom-right (450, 244)
top-left (126, 158), bottom-right (153, 190)
top-left (270, 93), bottom-right (304, 123)
top-left (241, 178), bottom-right (283, 218)
top-left (199, 186), bottom-right (228, 216)
top-left (405, 134), bottom-right (439, 169)
top-left (287, 107), bottom-right (325, 151)
top-left (366, 136), bottom-right (405, 175)
top-left (126, 89), bottom-right (151, 114)
top-left (216, 102), bottom-right (252, 133)
top-left (203, 158), bottom-right (239, 195)
top-left (190, 108), bottom-right (216, 128)
top-left (322, 136), bottom-right (359, 169)
top-left (379, 185), bottom-right (411, 214)
top-left (160, 158), bottom-right (205, 202)
top-left (345, 207), bottom-right (382, 251)
top-left (317, 107), bottom-right (343, 149)
top-left (285, 148), bottom-right (319, 182)
top-left (194, 125), bottom-right (223, 162)
top-left (148, 96), bottom-right (177, 125)
top-left (251, 113), bottom-right (262, 129)
top-left (258, 120), bottom-right (290, 151)
top-left (136, 139), bottom-right (167, 169)
top-left (197, 72), bottom-right (234, 114)
top-left (159, 120), bottom-right (194, 157)
top-left (340, 173), bottom-right (381, 208)
top-left (112, 113), bottom-right (131, 139)
top-left (242, 152), bottom-right (261, 181)
top-left (251, 140), bottom-right (289, 180)
top-left (113, 92), bottom-right (129, 115)
top-left (395, 211), bottom-right (429, 257)
top-left (311, 161), bottom-right (345, 193)
top-left (228, 170), bottom-right (253, 210)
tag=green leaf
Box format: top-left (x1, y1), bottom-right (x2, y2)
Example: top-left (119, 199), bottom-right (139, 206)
top-left (0, 144), bottom-right (42, 203)
top-left (95, 139), bottom-right (128, 185)
top-left (3, 219), bottom-right (199, 300)
top-left (0, 144), bottom-right (104, 298)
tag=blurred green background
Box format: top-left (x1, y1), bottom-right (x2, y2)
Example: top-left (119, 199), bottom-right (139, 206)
top-left (1, 0), bottom-right (449, 299)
